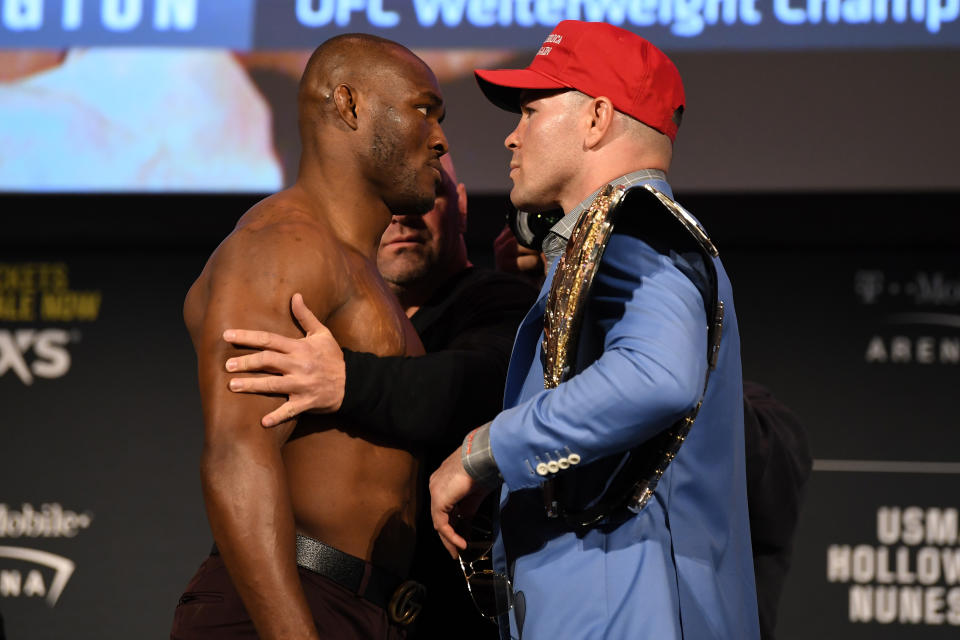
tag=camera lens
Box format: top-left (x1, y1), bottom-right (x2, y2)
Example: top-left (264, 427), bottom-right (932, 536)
top-left (506, 208), bottom-right (564, 250)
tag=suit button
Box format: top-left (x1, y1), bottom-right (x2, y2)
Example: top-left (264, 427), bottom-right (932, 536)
top-left (567, 453), bottom-right (581, 465)
top-left (546, 461), bottom-right (560, 474)
top-left (535, 463), bottom-right (550, 476)
top-left (557, 458), bottom-right (570, 469)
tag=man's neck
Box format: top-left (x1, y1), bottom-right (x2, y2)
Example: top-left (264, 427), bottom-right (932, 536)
top-left (559, 138), bottom-right (670, 213)
top-left (292, 165), bottom-right (393, 261)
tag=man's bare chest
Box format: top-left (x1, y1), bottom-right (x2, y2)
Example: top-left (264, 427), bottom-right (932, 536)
top-left (325, 276), bottom-right (418, 358)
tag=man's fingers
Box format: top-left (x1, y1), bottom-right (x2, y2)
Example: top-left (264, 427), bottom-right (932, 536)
top-left (429, 448), bottom-right (479, 558)
top-left (225, 350), bottom-right (288, 374)
top-left (437, 525), bottom-right (467, 559)
top-left (290, 293), bottom-right (325, 335)
top-left (433, 514), bottom-right (467, 559)
top-left (493, 225), bottom-right (515, 249)
top-left (516, 254), bottom-right (543, 272)
top-left (227, 373), bottom-right (292, 395)
top-left (223, 328), bottom-right (296, 353)
top-left (261, 400), bottom-right (301, 428)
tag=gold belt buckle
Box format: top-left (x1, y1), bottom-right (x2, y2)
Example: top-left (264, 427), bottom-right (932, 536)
top-left (388, 580), bottom-right (426, 625)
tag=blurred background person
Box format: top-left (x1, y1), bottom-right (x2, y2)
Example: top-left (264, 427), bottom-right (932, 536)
top-left (0, 48), bottom-right (282, 191)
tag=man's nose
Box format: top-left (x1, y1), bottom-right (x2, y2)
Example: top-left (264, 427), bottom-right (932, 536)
top-left (431, 123), bottom-right (449, 157)
top-left (505, 121), bottom-right (521, 150)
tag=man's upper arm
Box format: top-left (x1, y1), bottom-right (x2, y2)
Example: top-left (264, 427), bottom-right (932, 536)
top-left (489, 234), bottom-right (709, 491)
top-left (196, 225), bottom-right (341, 447)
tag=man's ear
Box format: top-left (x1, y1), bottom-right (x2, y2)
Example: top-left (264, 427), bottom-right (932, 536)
top-left (584, 96), bottom-right (615, 149)
top-left (456, 182), bottom-right (468, 234)
top-left (332, 84), bottom-right (360, 130)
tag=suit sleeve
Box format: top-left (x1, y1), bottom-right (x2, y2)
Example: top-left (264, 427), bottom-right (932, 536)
top-left (489, 234), bottom-right (710, 491)
top-left (336, 274), bottom-right (536, 448)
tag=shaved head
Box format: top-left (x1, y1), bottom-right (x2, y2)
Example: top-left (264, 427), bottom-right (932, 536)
top-left (295, 33), bottom-right (449, 216)
top-left (298, 34), bottom-right (431, 139)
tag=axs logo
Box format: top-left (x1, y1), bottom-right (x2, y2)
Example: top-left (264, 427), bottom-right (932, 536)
top-left (0, 329), bottom-right (74, 385)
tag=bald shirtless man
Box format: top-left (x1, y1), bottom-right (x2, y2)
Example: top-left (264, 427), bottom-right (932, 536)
top-left (170, 34), bottom-right (447, 640)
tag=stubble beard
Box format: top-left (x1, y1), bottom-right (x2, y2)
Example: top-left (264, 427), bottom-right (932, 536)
top-left (511, 164), bottom-right (568, 214)
top-left (372, 128), bottom-right (435, 215)
top-left (379, 250), bottom-right (434, 292)
top-left (510, 181), bottom-right (549, 214)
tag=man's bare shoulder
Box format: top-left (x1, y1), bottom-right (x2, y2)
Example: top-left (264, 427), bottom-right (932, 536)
top-left (215, 191), bottom-right (351, 278)
top-left (232, 192), bottom-right (342, 253)
top-left (185, 191), bottom-right (353, 333)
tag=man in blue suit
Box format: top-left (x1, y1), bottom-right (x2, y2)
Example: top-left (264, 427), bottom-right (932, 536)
top-left (429, 20), bottom-right (761, 639)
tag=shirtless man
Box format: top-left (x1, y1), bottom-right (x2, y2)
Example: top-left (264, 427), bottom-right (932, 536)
top-left (170, 34), bottom-right (447, 639)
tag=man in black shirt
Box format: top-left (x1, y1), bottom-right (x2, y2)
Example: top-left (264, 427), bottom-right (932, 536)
top-left (222, 155), bottom-right (536, 638)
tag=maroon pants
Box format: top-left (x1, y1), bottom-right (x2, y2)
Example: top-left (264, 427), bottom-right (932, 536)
top-left (170, 554), bottom-right (407, 640)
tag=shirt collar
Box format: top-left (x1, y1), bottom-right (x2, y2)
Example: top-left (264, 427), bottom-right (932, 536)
top-left (541, 169), bottom-right (671, 264)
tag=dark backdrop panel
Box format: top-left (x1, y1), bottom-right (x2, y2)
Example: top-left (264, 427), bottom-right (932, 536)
top-left (446, 49), bottom-right (960, 194)
top-left (0, 246), bottom-right (212, 637)
top-left (726, 240), bottom-right (960, 638)
top-left (2, 192), bottom-right (960, 637)
top-left (718, 200), bottom-right (960, 638)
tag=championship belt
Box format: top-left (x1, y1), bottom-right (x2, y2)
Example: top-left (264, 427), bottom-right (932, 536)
top-left (541, 183), bottom-right (724, 530)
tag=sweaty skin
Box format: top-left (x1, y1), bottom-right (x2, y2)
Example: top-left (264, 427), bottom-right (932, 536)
top-left (182, 35), bottom-right (446, 639)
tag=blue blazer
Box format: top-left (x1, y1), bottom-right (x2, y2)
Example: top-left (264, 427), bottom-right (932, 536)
top-left (489, 182), bottom-right (760, 639)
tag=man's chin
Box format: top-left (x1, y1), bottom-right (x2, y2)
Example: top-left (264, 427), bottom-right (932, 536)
top-left (387, 188), bottom-right (435, 217)
top-left (510, 190), bottom-right (542, 213)
top-left (414, 179), bottom-right (441, 214)
top-left (378, 256), bottom-right (429, 285)
top-left (510, 185), bottom-right (549, 211)
top-left (383, 271), bottom-right (430, 289)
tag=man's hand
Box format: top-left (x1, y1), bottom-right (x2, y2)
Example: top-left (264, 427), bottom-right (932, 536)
top-left (222, 293), bottom-right (345, 427)
top-left (429, 447), bottom-right (493, 558)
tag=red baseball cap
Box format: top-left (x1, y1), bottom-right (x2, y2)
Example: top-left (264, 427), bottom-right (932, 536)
top-left (475, 21), bottom-right (685, 142)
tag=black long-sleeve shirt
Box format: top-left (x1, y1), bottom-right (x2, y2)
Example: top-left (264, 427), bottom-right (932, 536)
top-left (338, 266), bottom-right (537, 456)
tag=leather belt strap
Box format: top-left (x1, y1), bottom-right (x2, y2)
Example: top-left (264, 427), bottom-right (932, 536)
top-left (210, 534), bottom-right (423, 622)
top-left (294, 534), bottom-right (402, 611)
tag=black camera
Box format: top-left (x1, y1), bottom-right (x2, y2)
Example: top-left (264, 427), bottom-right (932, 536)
top-left (506, 208), bottom-right (565, 250)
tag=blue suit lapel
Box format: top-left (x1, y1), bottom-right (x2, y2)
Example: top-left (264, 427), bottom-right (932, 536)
top-left (503, 260), bottom-right (558, 409)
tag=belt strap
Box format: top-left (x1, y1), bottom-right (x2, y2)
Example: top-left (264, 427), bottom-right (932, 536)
top-left (210, 535), bottom-right (424, 623)
top-left (294, 534), bottom-right (401, 611)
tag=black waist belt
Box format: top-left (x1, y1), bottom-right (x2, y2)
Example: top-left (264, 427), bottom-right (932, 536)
top-left (210, 534), bottom-right (424, 622)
